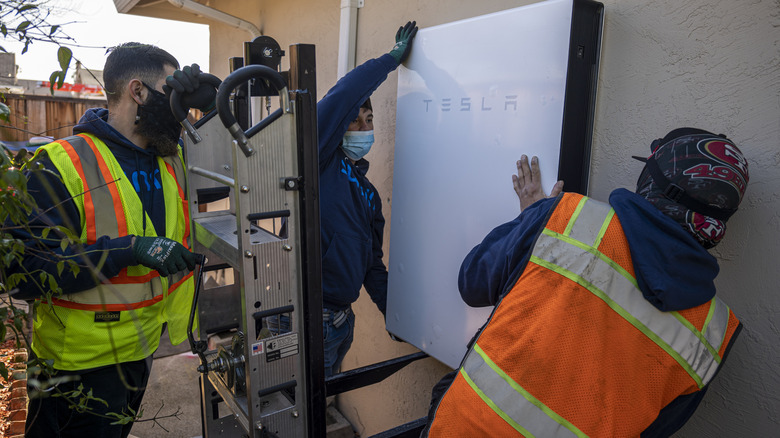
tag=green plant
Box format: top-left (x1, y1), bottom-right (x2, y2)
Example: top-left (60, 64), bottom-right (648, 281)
top-left (0, 1), bottom-right (75, 92)
top-left (0, 145), bottom-right (73, 378)
top-left (0, 145), bottom-right (168, 428)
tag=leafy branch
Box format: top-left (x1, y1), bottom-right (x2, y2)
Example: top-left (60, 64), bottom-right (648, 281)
top-left (134, 401), bottom-right (185, 432)
top-left (0, 1), bottom-right (106, 94)
top-left (0, 1), bottom-right (71, 90)
top-left (26, 366), bottom-right (184, 429)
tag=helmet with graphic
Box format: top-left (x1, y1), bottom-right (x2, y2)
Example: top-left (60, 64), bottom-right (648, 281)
top-left (634, 127), bottom-right (749, 248)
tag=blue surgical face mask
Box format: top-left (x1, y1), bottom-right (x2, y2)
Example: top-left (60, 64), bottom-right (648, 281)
top-left (341, 130), bottom-right (375, 160)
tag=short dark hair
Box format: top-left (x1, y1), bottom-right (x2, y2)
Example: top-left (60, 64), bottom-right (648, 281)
top-left (103, 42), bottom-right (179, 106)
top-left (360, 97), bottom-right (372, 111)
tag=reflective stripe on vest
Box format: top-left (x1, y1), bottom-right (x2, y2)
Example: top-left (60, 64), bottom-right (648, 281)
top-left (43, 134), bottom-right (158, 305)
top-left (535, 197), bottom-right (729, 387)
top-left (31, 133), bottom-right (194, 369)
top-left (461, 343), bottom-right (584, 437)
top-left (53, 135), bottom-right (125, 243)
top-left (40, 133), bottom-right (192, 308)
top-left (431, 194), bottom-right (737, 436)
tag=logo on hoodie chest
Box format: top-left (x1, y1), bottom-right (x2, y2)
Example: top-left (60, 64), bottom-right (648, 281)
top-left (132, 169), bottom-right (162, 193)
top-left (340, 159), bottom-right (376, 211)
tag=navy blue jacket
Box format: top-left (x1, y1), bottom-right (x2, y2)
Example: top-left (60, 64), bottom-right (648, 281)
top-left (8, 108), bottom-right (167, 299)
top-left (459, 188), bottom-right (719, 310)
top-left (455, 188), bottom-right (724, 437)
top-left (318, 53), bottom-right (399, 313)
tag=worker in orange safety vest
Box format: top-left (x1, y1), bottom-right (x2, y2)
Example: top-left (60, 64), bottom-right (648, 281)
top-left (423, 128), bottom-right (748, 437)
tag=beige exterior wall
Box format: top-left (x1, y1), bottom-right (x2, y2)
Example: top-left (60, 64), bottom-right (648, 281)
top-left (125, 0), bottom-right (779, 435)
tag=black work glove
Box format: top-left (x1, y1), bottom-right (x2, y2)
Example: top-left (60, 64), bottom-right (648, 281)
top-left (388, 21), bottom-right (419, 64)
top-left (163, 63), bottom-right (216, 113)
top-left (132, 236), bottom-right (196, 277)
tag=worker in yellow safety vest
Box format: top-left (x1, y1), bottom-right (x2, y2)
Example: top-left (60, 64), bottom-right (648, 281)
top-left (423, 128), bottom-right (748, 437)
top-left (7, 43), bottom-right (216, 438)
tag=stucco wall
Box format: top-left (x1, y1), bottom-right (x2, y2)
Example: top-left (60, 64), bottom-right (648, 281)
top-left (194, 0), bottom-right (778, 435)
top-left (200, 0), bottom-right (262, 81)
top-left (590, 2), bottom-right (780, 437)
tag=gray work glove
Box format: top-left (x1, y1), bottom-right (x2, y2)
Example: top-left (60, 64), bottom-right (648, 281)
top-left (389, 21), bottom-right (419, 64)
top-left (132, 236), bottom-right (196, 277)
top-left (163, 63), bottom-right (216, 112)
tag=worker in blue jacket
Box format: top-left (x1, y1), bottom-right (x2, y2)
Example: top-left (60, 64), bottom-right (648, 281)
top-left (317, 21), bottom-right (418, 377)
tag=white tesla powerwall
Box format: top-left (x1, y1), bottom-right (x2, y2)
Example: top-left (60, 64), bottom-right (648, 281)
top-left (387, 0), bottom-right (604, 368)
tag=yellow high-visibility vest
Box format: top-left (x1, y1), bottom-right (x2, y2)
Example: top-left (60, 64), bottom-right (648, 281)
top-left (31, 133), bottom-right (195, 370)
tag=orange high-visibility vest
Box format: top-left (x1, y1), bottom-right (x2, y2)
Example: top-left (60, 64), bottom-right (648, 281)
top-left (427, 193), bottom-right (741, 437)
top-left (31, 133), bottom-right (195, 371)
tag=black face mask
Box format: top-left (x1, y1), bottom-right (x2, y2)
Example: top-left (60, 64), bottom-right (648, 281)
top-left (135, 82), bottom-right (181, 157)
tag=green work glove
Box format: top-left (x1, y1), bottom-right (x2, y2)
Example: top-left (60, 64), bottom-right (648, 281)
top-left (389, 21), bottom-right (419, 64)
top-left (132, 236), bottom-right (196, 277)
top-left (163, 63), bottom-right (217, 113)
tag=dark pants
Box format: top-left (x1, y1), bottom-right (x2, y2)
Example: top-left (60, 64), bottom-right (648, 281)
top-left (25, 357), bottom-right (152, 438)
top-left (263, 310), bottom-right (355, 377)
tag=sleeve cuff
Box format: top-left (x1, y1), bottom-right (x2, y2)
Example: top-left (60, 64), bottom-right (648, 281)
top-left (379, 53), bottom-right (401, 69)
top-left (106, 235), bottom-right (137, 273)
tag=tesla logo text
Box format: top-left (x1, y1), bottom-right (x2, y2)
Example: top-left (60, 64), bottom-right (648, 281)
top-left (423, 96), bottom-right (519, 113)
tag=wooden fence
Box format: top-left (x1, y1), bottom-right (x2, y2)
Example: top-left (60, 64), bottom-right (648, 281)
top-left (0, 93), bottom-right (107, 142)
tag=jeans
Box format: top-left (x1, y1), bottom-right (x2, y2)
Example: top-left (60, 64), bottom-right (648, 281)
top-left (323, 308), bottom-right (355, 377)
top-left (262, 308), bottom-right (354, 377)
top-left (264, 313), bottom-right (292, 336)
top-left (25, 357), bottom-right (151, 438)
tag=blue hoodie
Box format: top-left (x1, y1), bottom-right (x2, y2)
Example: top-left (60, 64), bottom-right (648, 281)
top-left (458, 189), bottom-right (719, 311)
top-left (317, 53), bottom-right (399, 313)
top-left (9, 108), bottom-right (168, 299)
